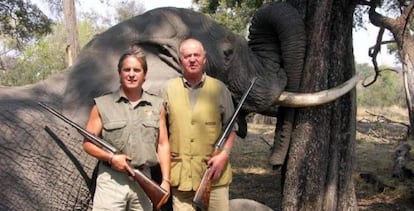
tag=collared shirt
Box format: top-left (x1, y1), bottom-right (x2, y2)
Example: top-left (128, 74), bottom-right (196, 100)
top-left (182, 73), bottom-right (206, 109)
top-left (95, 88), bottom-right (164, 167)
top-left (113, 88), bottom-right (153, 108)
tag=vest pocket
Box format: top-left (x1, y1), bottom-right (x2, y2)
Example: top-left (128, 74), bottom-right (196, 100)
top-left (170, 160), bottom-right (182, 187)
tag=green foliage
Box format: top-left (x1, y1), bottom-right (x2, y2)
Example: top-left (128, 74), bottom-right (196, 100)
top-left (195, 0), bottom-right (263, 14)
top-left (195, 0), bottom-right (264, 35)
top-left (0, 0), bottom-right (144, 87)
top-left (1, 40), bottom-right (66, 86)
top-left (0, 0), bottom-right (53, 47)
top-left (0, 21), bottom-right (103, 86)
top-left (209, 2), bottom-right (256, 35)
top-left (195, 0), bottom-right (220, 14)
top-left (114, 0), bottom-right (146, 23)
top-left (356, 63), bottom-right (405, 107)
top-left (353, 5), bottom-right (368, 30)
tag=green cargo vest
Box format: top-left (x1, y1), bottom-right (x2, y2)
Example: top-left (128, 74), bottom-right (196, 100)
top-left (95, 89), bottom-right (163, 167)
top-left (166, 76), bottom-right (232, 191)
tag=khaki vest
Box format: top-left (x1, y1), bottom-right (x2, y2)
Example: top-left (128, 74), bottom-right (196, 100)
top-left (166, 76), bottom-right (232, 191)
top-left (95, 91), bottom-right (163, 167)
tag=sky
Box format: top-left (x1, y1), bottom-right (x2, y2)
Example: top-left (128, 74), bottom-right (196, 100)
top-left (142, 0), bottom-right (193, 10)
top-left (32, 0), bottom-right (395, 66)
top-left (75, 0), bottom-right (194, 15)
top-left (353, 25), bottom-right (396, 67)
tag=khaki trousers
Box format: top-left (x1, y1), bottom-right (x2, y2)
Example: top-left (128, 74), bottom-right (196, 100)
top-left (93, 163), bottom-right (152, 211)
top-left (172, 186), bottom-right (229, 211)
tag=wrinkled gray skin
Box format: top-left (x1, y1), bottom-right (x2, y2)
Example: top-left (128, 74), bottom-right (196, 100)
top-left (0, 2), bottom-right (304, 210)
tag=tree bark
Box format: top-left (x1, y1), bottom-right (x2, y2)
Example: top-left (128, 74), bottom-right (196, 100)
top-left (282, 0), bottom-right (358, 210)
top-left (402, 54), bottom-right (414, 138)
top-left (63, 0), bottom-right (80, 67)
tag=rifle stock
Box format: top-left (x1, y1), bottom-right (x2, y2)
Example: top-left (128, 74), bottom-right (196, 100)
top-left (132, 169), bottom-right (170, 209)
top-left (192, 77), bottom-right (257, 209)
top-left (38, 102), bottom-right (169, 210)
top-left (192, 167), bottom-right (213, 210)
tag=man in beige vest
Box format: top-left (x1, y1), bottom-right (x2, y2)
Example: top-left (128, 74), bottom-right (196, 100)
top-left (163, 38), bottom-right (237, 211)
top-left (83, 46), bottom-right (171, 211)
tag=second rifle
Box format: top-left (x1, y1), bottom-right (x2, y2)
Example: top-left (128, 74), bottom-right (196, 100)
top-left (192, 77), bottom-right (257, 209)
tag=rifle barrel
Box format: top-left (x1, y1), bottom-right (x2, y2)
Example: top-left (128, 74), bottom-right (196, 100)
top-left (193, 77), bottom-right (257, 209)
top-left (214, 77), bottom-right (257, 149)
top-left (38, 102), bottom-right (117, 153)
top-left (38, 102), bottom-right (169, 209)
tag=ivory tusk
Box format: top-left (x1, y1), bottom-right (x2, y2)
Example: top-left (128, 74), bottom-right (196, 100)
top-left (275, 74), bottom-right (362, 107)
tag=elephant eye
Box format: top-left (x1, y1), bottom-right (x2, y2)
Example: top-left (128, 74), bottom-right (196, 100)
top-left (223, 49), bottom-right (233, 57)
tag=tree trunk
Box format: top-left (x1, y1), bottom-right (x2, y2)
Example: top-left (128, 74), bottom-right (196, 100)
top-left (63, 0), bottom-right (80, 67)
top-left (282, 0), bottom-right (358, 210)
top-left (402, 54), bottom-right (414, 138)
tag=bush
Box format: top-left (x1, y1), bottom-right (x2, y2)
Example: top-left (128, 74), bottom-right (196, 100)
top-left (356, 63), bottom-right (405, 108)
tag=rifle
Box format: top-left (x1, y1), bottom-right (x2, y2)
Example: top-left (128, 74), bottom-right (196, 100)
top-left (38, 102), bottom-right (169, 210)
top-left (192, 77), bottom-right (257, 209)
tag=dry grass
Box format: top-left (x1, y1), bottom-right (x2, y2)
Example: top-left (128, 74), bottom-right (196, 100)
top-left (229, 107), bottom-right (414, 210)
top-left (230, 123), bottom-right (281, 209)
top-left (355, 107), bottom-right (413, 211)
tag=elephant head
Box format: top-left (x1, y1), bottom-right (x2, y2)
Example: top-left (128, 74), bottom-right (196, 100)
top-left (0, 2), bottom-right (358, 210)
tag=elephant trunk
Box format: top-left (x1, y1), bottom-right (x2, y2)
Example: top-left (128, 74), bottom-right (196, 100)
top-left (236, 2), bottom-right (306, 112)
top-left (249, 2), bottom-right (306, 92)
top-left (246, 2), bottom-right (357, 110)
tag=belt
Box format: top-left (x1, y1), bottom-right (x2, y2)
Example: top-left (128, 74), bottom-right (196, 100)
top-left (171, 156), bottom-right (210, 163)
top-left (101, 161), bottom-right (148, 171)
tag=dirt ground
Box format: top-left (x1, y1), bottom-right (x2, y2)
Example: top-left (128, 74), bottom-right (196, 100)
top-left (229, 107), bottom-right (414, 210)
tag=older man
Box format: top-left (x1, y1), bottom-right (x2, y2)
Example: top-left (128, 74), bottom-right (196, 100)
top-left (163, 38), bottom-right (237, 211)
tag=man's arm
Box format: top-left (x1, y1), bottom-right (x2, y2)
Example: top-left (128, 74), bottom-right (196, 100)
top-left (157, 106), bottom-right (171, 191)
top-left (207, 84), bottom-right (237, 180)
top-left (83, 105), bottom-right (134, 176)
top-left (207, 131), bottom-right (235, 180)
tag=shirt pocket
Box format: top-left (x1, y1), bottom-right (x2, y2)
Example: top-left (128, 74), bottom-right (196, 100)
top-left (102, 120), bottom-right (127, 149)
top-left (140, 119), bottom-right (159, 143)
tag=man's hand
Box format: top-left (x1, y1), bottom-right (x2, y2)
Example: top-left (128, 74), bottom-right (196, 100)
top-left (110, 154), bottom-right (135, 176)
top-left (160, 180), bottom-right (171, 197)
top-left (207, 150), bottom-right (230, 180)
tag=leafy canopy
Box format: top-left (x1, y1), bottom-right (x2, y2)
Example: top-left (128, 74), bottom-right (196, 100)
top-left (0, 0), bottom-right (53, 47)
top-left (195, 0), bottom-right (265, 35)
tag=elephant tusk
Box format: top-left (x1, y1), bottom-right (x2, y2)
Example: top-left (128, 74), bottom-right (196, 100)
top-left (275, 74), bottom-right (362, 107)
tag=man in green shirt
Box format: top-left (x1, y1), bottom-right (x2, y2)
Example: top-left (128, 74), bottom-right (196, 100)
top-left (83, 47), bottom-right (171, 211)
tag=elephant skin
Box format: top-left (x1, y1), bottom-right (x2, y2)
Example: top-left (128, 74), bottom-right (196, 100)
top-left (0, 2), bottom-right (306, 210)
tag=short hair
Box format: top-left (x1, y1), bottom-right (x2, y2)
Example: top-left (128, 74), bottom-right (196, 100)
top-left (178, 38), bottom-right (206, 59)
top-left (117, 45), bottom-right (147, 73)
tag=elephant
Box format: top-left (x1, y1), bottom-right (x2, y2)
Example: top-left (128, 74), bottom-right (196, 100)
top-left (0, 2), bottom-right (358, 210)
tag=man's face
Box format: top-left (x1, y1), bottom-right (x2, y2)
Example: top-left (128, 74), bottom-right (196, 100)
top-left (179, 40), bottom-right (206, 79)
top-left (119, 56), bottom-right (146, 90)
